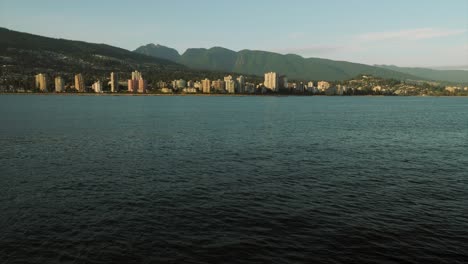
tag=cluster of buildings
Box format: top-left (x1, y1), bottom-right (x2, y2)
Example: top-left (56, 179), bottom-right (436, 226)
top-left (156, 72), bottom-right (332, 94)
top-left (158, 75), bottom-right (256, 94)
top-left (14, 72), bottom-right (464, 96)
top-left (445, 86), bottom-right (468, 93)
top-left (34, 70), bottom-right (339, 95)
top-left (34, 72), bottom-right (122, 93)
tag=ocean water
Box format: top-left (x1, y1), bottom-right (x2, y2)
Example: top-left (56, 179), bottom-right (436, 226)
top-left (0, 95), bottom-right (467, 263)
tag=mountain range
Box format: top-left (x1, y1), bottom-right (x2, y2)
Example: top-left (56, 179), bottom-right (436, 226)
top-left (135, 43), bottom-right (468, 83)
top-left (0, 27), bottom-right (466, 84)
top-left (375, 65), bottom-right (468, 83)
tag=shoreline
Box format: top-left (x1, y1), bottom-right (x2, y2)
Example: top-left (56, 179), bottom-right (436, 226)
top-left (0, 92), bottom-right (466, 97)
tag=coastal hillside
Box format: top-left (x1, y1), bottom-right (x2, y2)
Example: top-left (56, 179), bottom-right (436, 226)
top-left (0, 28), bottom-right (264, 89)
top-left (0, 27), bottom-right (185, 77)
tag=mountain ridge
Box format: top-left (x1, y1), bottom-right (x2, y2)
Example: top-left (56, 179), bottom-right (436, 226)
top-left (135, 43), bottom-right (466, 83)
top-left (0, 27), bottom-right (186, 78)
top-left (375, 65), bottom-right (468, 83)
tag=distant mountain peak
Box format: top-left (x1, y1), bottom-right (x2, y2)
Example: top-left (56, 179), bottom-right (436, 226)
top-left (134, 43), bottom-right (180, 62)
top-left (134, 41), bottom-right (467, 83)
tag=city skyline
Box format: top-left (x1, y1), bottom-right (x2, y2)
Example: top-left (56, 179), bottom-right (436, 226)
top-left (23, 69), bottom-right (468, 96)
top-left (0, 0), bottom-right (467, 67)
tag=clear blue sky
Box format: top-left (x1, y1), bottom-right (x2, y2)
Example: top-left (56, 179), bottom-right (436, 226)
top-left (1, 0), bottom-right (467, 67)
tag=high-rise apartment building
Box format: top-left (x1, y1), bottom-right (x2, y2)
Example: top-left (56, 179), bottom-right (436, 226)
top-left (110, 72), bottom-right (119, 92)
top-left (138, 79), bottom-right (147, 93)
top-left (54, 76), bottom-right (64, 92)
top-left (128, 70), bottom-right (146, 93)
top-left (131, 70), bottom-right (142, 80)
top-left (35, 73), bottom-right (48, 92)
top-left (224, 75), bottom-right (235, 93)
top-left (74, 74), bottom-right (85, 92)
top-left (264, 72), bottom-right (279, 92)
top-left (201, 78), bottom-right (211, 93)
top-left (237, 75), bottom-right (245, 93)
top-left (128, 79), bottom-right (138, 92)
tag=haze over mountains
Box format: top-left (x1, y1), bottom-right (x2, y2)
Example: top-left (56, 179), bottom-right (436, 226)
top-left (135, 43), bottom-right (468, 83)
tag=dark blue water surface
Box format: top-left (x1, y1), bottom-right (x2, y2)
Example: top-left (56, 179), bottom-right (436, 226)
top-left (0, 95), bottom-right (467, 263)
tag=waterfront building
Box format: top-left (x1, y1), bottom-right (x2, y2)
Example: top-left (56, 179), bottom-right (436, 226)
top-left (194, 81), bottom-right (202, 90)
top-left (295, 82), bottom-right (305, 93)
top-left (74, 74), bottom-right (85, 92)
top-left (201, 78), bottom-right (211, 93)
top-left (307, 81), bottom-right (314, 88)
top-left (175, 79), bottom-right (187, 89)
top-left (224, 75), bottom-right (236, 94)
top-left (212, 79), bottom-right (225, 91)
top-left (131, 70), bottom-right (142, 80)
top-left (35, 73), bottom-right (48, 92)
top-left (307, 85), bottom-right (318, 93)
top-left (317, 81), bottom-right (331, 92)
top-left (182, 87), bottom-right (198, 93)
top-left (226, 79), bottom-right (236, 94)
top-left (128, 79), bottom-right (138, 92)
top-left (336, 85), bottom-right (346, 95)
top-left (54, 76), bottom-right (64, 92)
top-left (161, 88), bottom-right (172, 93)
top-left (279, 75), bottom-right (288, 90)
top-left (156, 81), bottom-right (167, 89)
top-left (138, 78), bottom-right (147, 93)
top-left (445, 86), bottom-right (460, 93)
top-left (92, 80), bottom-right (102, 93)
top-left (224, 75), bottom-right (233, 82)
top-left (264, 72), bottom-right (279, 92)
top-left (128, 70), bottom-right (146, 93)
top-left (373, 86), bottom-right (382, 92)
top-left (237, 75), bottom-right (245, 93)
top-left (187, 80), bottom-right (194, 88)
top-left (110, 72), bottom-right (119, 92)
top-left (245, 82), bottom-right (256, 94)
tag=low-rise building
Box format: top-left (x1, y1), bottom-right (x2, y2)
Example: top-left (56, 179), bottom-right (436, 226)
top-left (182, 87), bottom-right (198, 93)
top-left (161, 88), bottom-right (173, 93)
top-left (174, 79), bottom-right (187, 89)
top-left (317, 81), bottom-right (331, 92)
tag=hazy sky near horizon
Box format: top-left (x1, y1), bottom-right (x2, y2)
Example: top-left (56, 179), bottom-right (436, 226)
top-left (1, 0), bottom-right (467, 67)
